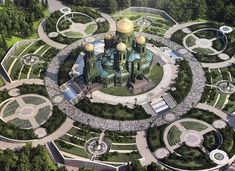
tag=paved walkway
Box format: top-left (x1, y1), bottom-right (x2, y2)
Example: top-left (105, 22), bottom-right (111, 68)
top-left (196, 103), bottom-right (235, 129)
top-left (100, 13), bottom-right (116, 32)
top-left (47, 0), bottom-right (65, 13)
top-left (164, 22), bottom-right (204, 38)
top-left (0, 79), bottom-right (44, 91)
top-left (0, 117), bottom-right (73, 149)
top-left (38, 13), bottom-right (116, 50)
top-left (136, 131), bottom-right (157, 166)
top-left (163, 118), bottom-right (214, 153)
top-left (1, 94), bottom-right (53, 129)
top-left (201, 57), bottom-right (235, 69)
top-left (38, 19), bottom-right (67, 49)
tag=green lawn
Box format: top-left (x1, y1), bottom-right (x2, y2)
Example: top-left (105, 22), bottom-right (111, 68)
top-left (193, 48), bottom-right (215, 55)
top-left (100, 86), bottom-right (132, 96)
top-left (12, 43), bottom-right (31, 56)
top-left (111, 144), bottom-right (137, 151)
top-left (36, 44), bottom-right (50, 56)
top-left (64, 31), bottom-right (83, 38)
top-left (3, 100), bottom-right (19, 117)
top-left (22, 96), bottom-right (46, 105)
top-left (6, 36), bottom-right (24, 48)
top-left (149, 64), bottom-right (164, 85)
top-left (186, 35), bottom-right (196, 47)
top-left (181, 121), bottom-right (208, 131)
top-left (8, 118), bottom-right (32, 129)
top-left (55, 141), bottom-right (89, 158)
top-left (147, 125), bottom-right (166, 152)
top-left (167, 126), bottom-right (182, 146)
top-left (215, 93), bottom-right (227, 109)
top-left (206, 90), bottom-right (219, 106)
top-left (85, 24), bottom-right (97, 34)
top-left (100, 64), bottom-right (163, 96)
top-left (210, 68), bottom-right (222, 85)
top-left (67, 127), bottom-right (99, 141)
top-left (0, 77), bottom-right (5, 87)
top-left (105, 152), bottom-right (141, 162)
top-left (60, 134), bottom-right (86, 146)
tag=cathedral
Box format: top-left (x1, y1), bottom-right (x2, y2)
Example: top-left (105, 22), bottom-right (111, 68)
top-left (81, 17), bottom-right (153, 88)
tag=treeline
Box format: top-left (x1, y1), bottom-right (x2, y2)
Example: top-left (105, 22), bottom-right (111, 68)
top-left (0, 144), bottom-right (60, 171)
top-left (0, 0), bottom-right (45, 38)
top-left (60, 0), bottom-right (235, 24)
top-left (0, 0), bottom-right (46, 60)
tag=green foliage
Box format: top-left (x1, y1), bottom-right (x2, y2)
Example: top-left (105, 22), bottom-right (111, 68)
top-left (203, 131), bottom-right (220, 151)
top-left (42, 106), bottom-right (66, 134)
top-left (161, 144), bottom-right (216, 170)
top-left (76, 97), bottom-right (151, 120)
top-left (170, 30), bottom-right (187, 46)
top-left (45, 11), bottom-right (62, 33)
top-left (219, 126), bottom-right (235, 157)
top-left (183, 108), bottom-right (220, 124)
top-left (0, 0), bottom-right (44, 39)
top-left (71, 15), bottom-right (93, 24)
top-left (0, 90), bottom-right (10, 103)
top-left (0, 119), bottom-right (36, 140)
top-left (147, 125), bottom-right (166, 152)
top-left (0, 144), bottom-right (58, 171)
top-left (94, 20), bottom-right (110, 34)
top-left (169, 60), bottom-right (193, 103)
top-left (18, 84), bottom-right (48, 97)
top-left (58, 47), bottom-right (82, 85)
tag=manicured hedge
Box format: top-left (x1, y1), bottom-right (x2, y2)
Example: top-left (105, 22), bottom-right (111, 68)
top-left (76, 97), bottom-right (151, 120)
top-left (42, 106), bottom-right (66, 134)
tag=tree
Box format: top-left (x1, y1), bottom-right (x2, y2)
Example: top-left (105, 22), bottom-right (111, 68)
top-left (131, 160), bottom-right (146, 171)
top-left (105, 0), bottom-right (118, 13)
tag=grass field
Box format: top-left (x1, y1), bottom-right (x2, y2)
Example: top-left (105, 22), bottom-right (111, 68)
top-left (181, 121), bottom-right (208, 132)
top-left (167, 126), bottom-right (181, 146)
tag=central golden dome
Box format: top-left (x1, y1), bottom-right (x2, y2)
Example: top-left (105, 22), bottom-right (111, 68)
top-left (116, 17), bottom-right (134, 34)
top-left (116, 42), bottom-right (127, 52)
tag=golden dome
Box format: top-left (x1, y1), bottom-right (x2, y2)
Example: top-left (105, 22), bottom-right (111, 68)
top-left (116, 42), bottom-right (127, 52)
top-left (116, 17), bottom-right (134, 34)
top-left (105, 32), bottom-right (113, 40)
top-left (84, 43), bottom-right (94, 52)
top-left (136, 36), bottom-right (146, 44)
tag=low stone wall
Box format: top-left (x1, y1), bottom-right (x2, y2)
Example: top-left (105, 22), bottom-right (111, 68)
top-left (1, 39), bottom-right (37, 82)
top-left (48, 141), bottom-right (120, 171)
top-left (128, 7), bottom-right (177, 25)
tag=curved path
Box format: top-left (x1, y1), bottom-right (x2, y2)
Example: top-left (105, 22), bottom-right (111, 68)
top-left (47, 0), bottom-right (65, 13)
top-left (44, 32), bottom-right (206, 131)
top-left (163, 118), bottom-right (214, 153)
top-left (196, 103), bottom-right (235, 129)
top-left (201, 56), bottom-right (235, 69)
top-left (164, 22), bottom-right (205, 39)
top-left (0, 79), bottom-right (44, 91)
top-left (100, 12), bottom-right (116, 32)
top-left (38, 13), bottom-right (116, 50)
top-left (38, 19), bottom-right (67, 49)
top-left (165, 21), bottom-right (235, 69)
top-left (136, 131), bottom-right (157, 166)
top-left (0, 117), bottom-right (73, 150)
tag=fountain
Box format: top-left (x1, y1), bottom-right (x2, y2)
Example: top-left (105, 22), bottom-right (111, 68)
top-left (85, 131), bottom-right (111, 157)
top-left (136, 13), bottom-right (151, 31)
top-left (217, 80), bottom-right (235, 94)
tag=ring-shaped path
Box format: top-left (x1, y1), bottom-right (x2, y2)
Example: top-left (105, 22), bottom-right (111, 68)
top-left (44, 32), bottom-right (206, 131)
